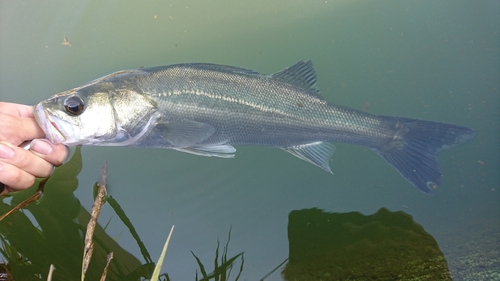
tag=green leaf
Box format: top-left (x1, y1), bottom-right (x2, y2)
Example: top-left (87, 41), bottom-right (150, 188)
top-left (151, 225), bottom-right (175, 281)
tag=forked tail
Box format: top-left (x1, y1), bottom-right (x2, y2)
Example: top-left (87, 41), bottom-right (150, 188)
top-left (371, 117), bottom-right (476, 193)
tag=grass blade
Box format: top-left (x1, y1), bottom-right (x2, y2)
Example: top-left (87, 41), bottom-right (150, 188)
top-left (191, 251), bottom-right (208, 278)
top-left (150, 225), bottom-right (175, 281)
top-left (107, 196), bottom-right (153, 263)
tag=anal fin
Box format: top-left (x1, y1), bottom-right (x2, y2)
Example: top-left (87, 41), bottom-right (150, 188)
top-left (285, 141), bottom-right (336, 173)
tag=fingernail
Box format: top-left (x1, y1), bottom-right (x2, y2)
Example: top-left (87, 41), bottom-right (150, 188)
top-left (31, 139), bottom-right (54, 155)
top-left (0, 143), bottom-right (15, 159)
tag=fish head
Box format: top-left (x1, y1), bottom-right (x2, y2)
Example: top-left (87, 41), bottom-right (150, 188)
top-left (34, 85), bottom-right (120, 145)
top-left (34, 81), bottom-right (160, 146)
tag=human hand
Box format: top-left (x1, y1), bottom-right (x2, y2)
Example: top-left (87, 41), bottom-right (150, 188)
top-left (0, 102), bottom-right (69, 195)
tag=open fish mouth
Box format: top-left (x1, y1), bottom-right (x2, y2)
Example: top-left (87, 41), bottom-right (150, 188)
top-left (33, 103), bottom-right (66, 144)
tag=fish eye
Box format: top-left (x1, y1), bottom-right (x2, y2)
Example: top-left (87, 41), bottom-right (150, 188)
top-left (63, 96), bottom-right (85, 116)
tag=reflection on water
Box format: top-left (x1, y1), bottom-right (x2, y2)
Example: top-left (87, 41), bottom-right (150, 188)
top-left (1, 151), bottom-right (452, 280)
top-left (0, 147), bottom-right (142, 280)
top-left (191, 228), bottom-right (244, 281)
top-left (283, 208), bottom-right (451, 280)
top-left (0, 148), bottom-right (243, 281)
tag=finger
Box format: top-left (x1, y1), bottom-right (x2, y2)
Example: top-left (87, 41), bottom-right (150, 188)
top-left (0, 161), bottom-right (36, 195)
top-left (0, 113), bottom-right (45, 145)
top-left (0, 102), bottom-right (35, 118)
top-left (30, 139), bottom-right (69, 166)
top-left (16, 104), bottom-right (36, 118)
top-left (0, 141), bottom-right (55, 178)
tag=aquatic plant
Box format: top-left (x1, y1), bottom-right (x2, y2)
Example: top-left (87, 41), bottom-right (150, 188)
top-left (191, 228), bottom-right (244, 281)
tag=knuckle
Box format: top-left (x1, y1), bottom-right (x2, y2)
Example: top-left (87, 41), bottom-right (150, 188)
top-left (9, 171), bottom-right (23, 186)
top-left (0, 158), bottom-right (37, 192)
top-left (2, 168), bottom-right (32, 189)
top-left (27, 160), bottom-right (53, 178)
top-left (16, 150), bottom-right (31, 167)
top-left (24, 175), bottom-right (36, 188)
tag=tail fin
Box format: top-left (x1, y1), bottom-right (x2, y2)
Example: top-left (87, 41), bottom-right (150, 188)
top-left (371, 117), bottom-right (476, 193)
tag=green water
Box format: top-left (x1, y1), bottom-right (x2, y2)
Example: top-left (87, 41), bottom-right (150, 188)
top-left (1, 1), bottom-right (499, 280)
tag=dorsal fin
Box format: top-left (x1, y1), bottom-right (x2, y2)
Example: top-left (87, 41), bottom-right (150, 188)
top-left (271, 60), bottom-right (320, 95)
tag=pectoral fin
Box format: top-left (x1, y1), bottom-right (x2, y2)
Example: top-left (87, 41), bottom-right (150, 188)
top-left (155, 120), bottom-right (216, 147)
top-left (285, 142), bottom-right (336, 173)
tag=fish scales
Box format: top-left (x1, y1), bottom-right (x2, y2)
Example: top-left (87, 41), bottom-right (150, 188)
top-left (134, 64), bottom-right (390, 147)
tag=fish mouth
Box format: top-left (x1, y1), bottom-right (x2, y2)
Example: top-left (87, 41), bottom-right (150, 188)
top-left (33, 103), bottom-right (66, 144)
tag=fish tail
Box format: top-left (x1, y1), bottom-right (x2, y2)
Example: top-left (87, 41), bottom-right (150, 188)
top-left (371, 116), bottom-right (476, 193)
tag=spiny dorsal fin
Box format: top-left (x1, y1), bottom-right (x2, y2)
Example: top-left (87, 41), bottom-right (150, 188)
top-left (271, 60), bottom-right (320, 95)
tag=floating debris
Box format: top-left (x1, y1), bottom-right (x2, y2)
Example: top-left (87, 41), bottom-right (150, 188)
top-left (62, 35), bottom-right (71, 47)
top-left (363, 101), bottom-right (370, 111)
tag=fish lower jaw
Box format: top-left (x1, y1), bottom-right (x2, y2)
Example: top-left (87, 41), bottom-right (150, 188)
top-left (34, 104), bottom-right (67, 144)
top-left (45, 131), bottom-right (66, 144)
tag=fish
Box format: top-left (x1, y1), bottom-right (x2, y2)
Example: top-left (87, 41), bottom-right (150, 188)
top-left (34, 61), bottom-right (477, 193)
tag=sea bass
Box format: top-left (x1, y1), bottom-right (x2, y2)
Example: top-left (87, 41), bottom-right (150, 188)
top-left (34, 61), bottom-right (476, 193)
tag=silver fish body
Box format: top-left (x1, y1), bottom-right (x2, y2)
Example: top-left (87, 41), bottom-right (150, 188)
top-left (34, 61), bottom-right (476, 193)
